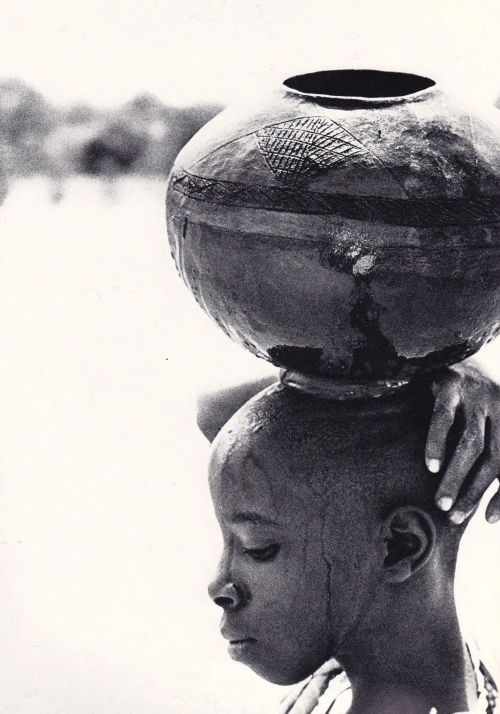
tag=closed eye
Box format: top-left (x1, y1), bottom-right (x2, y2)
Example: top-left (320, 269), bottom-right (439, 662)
top-left (243, 544), bottom-right (280, 562)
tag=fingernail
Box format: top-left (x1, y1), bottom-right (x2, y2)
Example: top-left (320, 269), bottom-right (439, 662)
top-left (486, 512), bottom-right (500, 524)
top-left (449, 511), bottom-right (465, 525)
top-left (437, 497), bottom-right (453, 512)
top-left (427, 459), bottom-right (441, 474)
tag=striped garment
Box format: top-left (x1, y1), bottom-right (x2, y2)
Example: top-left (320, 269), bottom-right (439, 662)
top-left (278, 652), bottom-right (498, 714)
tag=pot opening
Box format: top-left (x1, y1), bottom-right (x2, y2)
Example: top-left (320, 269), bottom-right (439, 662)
top-left (283, 70), bottom-right (435, 100)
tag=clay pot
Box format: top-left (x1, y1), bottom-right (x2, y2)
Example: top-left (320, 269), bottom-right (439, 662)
top-left (166, 69), bottom-right (500, 382)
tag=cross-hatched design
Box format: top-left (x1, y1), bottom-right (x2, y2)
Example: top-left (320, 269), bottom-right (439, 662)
top-left (171, 169), bottom-right (500, 227)
top-left (256, 116), bottom-right (367, 185)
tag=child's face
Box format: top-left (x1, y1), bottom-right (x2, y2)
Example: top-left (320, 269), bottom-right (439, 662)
top-left (207, 433), bottom-right (379, 685)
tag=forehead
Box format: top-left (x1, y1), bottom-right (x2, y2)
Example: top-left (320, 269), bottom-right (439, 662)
top-left (208, 430), bottom-right (311, 525)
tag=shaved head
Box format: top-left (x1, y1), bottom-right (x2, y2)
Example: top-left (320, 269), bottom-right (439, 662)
top-left (211, 382), bottom-right (460, 546)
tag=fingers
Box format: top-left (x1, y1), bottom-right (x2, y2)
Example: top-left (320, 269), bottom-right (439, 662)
top-left (449, 460), bottom-right (499, 524)
top-left (435, 421), bottom-right (485, 513)
top-left (428, 364), bottom-right (500, 525)
top-left (485, 487), bottom-right (500, 524)
top-left (425, 387), bottom-right (460, 474)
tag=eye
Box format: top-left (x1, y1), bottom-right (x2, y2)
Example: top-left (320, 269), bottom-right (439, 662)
top-left (242, 544), bottom-right (280, 562)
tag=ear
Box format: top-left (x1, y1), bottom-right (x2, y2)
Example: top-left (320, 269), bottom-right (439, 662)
top-left (380, 506), bottom-right (436, 583)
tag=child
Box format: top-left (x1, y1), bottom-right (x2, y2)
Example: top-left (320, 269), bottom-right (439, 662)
top-left (207, 381), bottom-right (498, 713)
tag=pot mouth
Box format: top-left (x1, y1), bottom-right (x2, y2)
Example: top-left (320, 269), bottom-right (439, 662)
top-left (283, 69), bottom-right (436, 104)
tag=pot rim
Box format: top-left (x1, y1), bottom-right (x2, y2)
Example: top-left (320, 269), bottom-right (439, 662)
top-left (282, 68), bottom-right (437, 106)
top-left (279, 369), bottom-right (411, 401)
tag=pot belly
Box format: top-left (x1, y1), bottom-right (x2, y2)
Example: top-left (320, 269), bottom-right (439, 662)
top-left (168, 205), bottom-right (500, 380)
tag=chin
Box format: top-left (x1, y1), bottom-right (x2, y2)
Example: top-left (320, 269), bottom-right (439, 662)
top-left (246, 658), bottom-right (318, 686)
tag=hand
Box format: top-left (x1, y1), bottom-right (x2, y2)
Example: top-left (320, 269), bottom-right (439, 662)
top-left (425, 360), bottom-right (500, 524)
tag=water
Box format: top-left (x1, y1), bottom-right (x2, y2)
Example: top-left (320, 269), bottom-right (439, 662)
top-left (0, 177), bottom-right (498, 712)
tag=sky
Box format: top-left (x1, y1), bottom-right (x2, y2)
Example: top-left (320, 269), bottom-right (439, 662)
top-left (1, 0), bottom-right (500, 108)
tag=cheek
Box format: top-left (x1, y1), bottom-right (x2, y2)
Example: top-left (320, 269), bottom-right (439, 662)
top-left (235, 541), bottom-right (325, 623)
top-left (319, 529), bottom-right (378, 638)
top-left (247, 551), bottom-right (335, 683)
top-left (249, 538), bottom-right (333, 634)
top-left (292, 522), bottom-right (375, 636)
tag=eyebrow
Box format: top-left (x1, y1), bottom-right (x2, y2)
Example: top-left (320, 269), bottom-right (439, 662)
top-left (230, 511), bottom-right (284, 527)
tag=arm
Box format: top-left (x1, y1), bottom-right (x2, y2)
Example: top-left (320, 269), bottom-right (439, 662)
top-left (197, 375), bottom-right (278, 442)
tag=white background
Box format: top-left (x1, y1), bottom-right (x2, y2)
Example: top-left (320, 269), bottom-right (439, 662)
top-left (1, 2), bottom-right (500, 712)
top-left (1, 0), bottom-right (500, 108)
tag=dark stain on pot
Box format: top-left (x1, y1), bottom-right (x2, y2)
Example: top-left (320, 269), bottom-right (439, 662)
top-left (349, 277), bottom-right (406, 379)
top-left (322, 246), bottom-right (358, 273)
top-left (408, 339), bottom-right (484, 370)
top-left (268, 345), bottom-right (323, 372)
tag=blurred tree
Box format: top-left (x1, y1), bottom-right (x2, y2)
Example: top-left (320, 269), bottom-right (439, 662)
top-left (0, 79), bottom-right (224, 177)
top-left (63, 104), bottom-right (100, 125)
top-left (79, 121), bottom-right (147, 175)
top-left (0, 79), bottom-right (56, 174)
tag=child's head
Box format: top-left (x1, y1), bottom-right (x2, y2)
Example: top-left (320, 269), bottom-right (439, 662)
top-left (207, 383), bottom-right (466, 686)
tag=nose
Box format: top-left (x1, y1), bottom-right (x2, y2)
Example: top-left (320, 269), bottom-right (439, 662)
top-left (208, 570), bottom-right (247, 610)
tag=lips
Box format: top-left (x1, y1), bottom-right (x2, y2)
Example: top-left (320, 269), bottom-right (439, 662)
top-left (227, 637), bottom-right (257, 662)
top-left (228, 637), bottom-right (256, 645)
top-left (220, 626), bottom-right (256, 643)
top-left (220, 620), bottom-right (257, 643)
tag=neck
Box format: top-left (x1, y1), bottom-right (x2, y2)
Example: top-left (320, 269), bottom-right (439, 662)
top-left (337, 578), bottom-right (478, 714)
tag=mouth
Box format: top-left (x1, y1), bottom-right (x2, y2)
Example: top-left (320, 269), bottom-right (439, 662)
top-left (228, 637), bottom-right (256, 644)
top-left (227, 637), bottom-right (257, 660)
